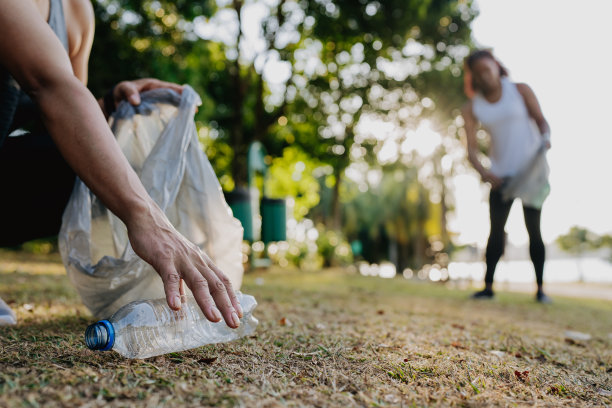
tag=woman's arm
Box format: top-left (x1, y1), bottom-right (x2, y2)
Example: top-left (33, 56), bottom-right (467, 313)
top-left (517, 83), bottom-right (551, 147)
top-left (461, 101), bottom-right (503, 189)
top-left (0, 1), bottom-right (243, 327)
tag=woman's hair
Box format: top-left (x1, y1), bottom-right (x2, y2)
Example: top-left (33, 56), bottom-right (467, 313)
top-left (463, 49), bottom-right (509, 97)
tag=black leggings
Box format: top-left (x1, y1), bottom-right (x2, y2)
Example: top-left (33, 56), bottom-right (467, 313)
top-left (484, 189), bottom-right (545, 287)
top-left (0, 132), bottom-right (75, 247)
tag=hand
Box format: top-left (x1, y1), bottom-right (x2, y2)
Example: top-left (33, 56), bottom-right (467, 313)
top-left (481, 171), bottom-right (504, 189)
top-left (113, 78), bottom-right (184, 107)
top-left (125, 203), bottom-right (244, 329)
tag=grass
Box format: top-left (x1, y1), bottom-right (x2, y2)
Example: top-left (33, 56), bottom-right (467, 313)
top-left (1, 251), bottom-right (611, 407)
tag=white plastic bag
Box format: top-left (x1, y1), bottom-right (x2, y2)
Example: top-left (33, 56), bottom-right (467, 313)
top-left (0, 296), bottom-right (16, 325)
top-left (59, 86), bottom-right (244, 319)
top-left (501, 142), bottom-right (550, 209)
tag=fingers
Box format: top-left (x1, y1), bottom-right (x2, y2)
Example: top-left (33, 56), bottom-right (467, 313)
top-left (205, 257), bottom-right (243, 318)
top-left (179, 278), bottom-right (186, 297)
top-left (115, 81), bottom-right (141, 106)
top-left (115, 79), bottom-right (183, 107)
top-left (182, 265), bottom-right (224, 324)
top-left (157, 80), bottom-right (184, 94)
top-left (139, 78), bottom-right (184, 94)
top-left (206, 272), bottom-right (241, 329)
top-left (159, 264), bottom-right (182, 311)
top-left (188, 252), bottom-right (240, 328)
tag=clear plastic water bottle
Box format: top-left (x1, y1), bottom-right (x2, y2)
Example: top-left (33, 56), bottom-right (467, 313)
top-left (84, 292), bottom-right (258, 359)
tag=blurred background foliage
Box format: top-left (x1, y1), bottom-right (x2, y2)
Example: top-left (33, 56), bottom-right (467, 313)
top-left (84, 0), bottom-right (479, 270)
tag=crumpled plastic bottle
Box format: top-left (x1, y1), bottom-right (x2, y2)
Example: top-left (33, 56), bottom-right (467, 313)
top-left (84, 292), bottom-right (257, 359)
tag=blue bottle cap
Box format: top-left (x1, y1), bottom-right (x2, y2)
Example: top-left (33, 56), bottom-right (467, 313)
top-left (84, 319), bottom-right (115, 351)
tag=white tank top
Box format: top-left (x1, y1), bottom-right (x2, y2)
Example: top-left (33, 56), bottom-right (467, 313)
top-left (472, 77), bottom-right (541, 177)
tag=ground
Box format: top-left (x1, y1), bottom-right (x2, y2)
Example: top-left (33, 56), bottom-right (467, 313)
top-left (1, 251), bottom-right (611, 407)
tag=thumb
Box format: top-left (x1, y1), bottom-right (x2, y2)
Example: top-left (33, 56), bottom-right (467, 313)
top-left (128, 92), bottom-right (141, 106)
top-left (119, 82), bottom-right (141, 106)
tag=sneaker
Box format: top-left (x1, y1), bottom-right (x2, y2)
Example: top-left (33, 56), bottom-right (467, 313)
top-left (536, 292), bottom-right (552, 304)
top-left (471, 288), bottom-right (494, 300)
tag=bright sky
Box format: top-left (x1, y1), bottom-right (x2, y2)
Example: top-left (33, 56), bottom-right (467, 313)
top-left (451, 0), bottom-right (612, 247)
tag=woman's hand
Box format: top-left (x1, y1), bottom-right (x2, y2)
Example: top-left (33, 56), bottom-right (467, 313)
top-left (481, 171), bottom-right (504, 190)
top-left (113, 78), bottom-right (184, 107)
top-left (126, 203), bottom-right (244, 328)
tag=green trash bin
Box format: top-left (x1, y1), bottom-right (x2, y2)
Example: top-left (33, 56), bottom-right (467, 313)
top-left (261, 197), bottom-right (286, 243)
top-left (224, 188), bottom-right (254, 242)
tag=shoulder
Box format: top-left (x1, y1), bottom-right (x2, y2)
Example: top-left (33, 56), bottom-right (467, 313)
top-left (65, 0), bottom-right (94, 22)
top-left (63, 0), bottom-right (94, 55)
top-left (64, 0), bottom-right (94, 35)
top-left (515, 82), bottom-right (535, 97)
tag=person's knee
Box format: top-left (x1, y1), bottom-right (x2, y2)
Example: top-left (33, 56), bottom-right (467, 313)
top-left (486, 237), bottom-right (505, 259)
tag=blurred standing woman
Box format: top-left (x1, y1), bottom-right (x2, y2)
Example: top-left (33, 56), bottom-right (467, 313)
top-left (461, 49), bottom-right (552, 303)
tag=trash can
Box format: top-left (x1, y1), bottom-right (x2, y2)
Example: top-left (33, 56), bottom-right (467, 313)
top-left (261, 197), bottom-right (286, 243)
top-left (224, 188), bottom-right (254, 241)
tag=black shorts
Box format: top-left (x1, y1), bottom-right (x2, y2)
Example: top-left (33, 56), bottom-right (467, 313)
top-left (0, 131), bottom-right (75, 247)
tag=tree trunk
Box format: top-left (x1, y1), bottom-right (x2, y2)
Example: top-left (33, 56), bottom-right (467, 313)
top-left (440, 179), bottom-right (449, 246)
top-left (230, 0), bottom-right (246, 187)
top-left (331, 168), bottom-right (342, 230)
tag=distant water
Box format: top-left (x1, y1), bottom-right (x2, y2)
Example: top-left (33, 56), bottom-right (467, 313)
top-left (448, 257), bottom-right (612, 284)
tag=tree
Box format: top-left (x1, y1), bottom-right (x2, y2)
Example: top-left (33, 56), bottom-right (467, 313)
top-left (286, 0), bottom-right (477, 229)
top-left (556, 226), bottom-right (600, 281)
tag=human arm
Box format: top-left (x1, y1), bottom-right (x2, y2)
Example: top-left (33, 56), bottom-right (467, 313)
top-left (517, 83), bottom-right (551, 148)
top-left (0, 1), bottom-right (242, 327)
top-left (461, 101), bottom-right (503, 189)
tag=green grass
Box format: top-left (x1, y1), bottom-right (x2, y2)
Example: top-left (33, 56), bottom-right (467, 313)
top-left (1, 251), bottom-right (611, 407)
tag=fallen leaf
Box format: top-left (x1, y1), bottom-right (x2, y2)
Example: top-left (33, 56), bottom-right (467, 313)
top-left (451, 342), bottom-right (468, 350)
top-left (489, 350), bottom-right (505, 358)
top-left (452, 323), bottom-right (465, 330)
top-left (23, 303), bottom-right (34, 312)
top-left (403, 358), bottom-right (409, 362)
top-left (315, 323), bottom-right (326, 330)
top-left (377, 310), bottom-right (385, 315)
top-left (197, 357), bottom-right (217, 365)
top-left (279, 317), bottom-right (292, 327)
top-left (514, 353), bottom-right (523, 358)
top-left (514, 370), bottom-right (529, 383)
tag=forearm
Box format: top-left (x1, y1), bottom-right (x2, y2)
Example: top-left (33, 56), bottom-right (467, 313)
top-left (537, 119), bottom-right (550, 140)
top-left (467, 148), bottom-right (487, 177)
top-left (97, 96), bottom-right (110, 119)
top-left (33, 75), bottom-right (154, 226)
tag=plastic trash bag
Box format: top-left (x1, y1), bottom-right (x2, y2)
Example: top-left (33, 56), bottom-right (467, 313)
top-left (0, 296), bottom-right (17, 325)
top-left (501, 141), bottom-right (550, 209)
top-left (59, 86), bottom-right (244, 319)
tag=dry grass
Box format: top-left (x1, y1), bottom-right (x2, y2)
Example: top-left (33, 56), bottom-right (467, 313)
top-left (1, 250), bottom-right (611, 407)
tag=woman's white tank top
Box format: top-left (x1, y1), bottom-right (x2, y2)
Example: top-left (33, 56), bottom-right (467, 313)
top-left (472, 77), bottom-right (541, 178)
